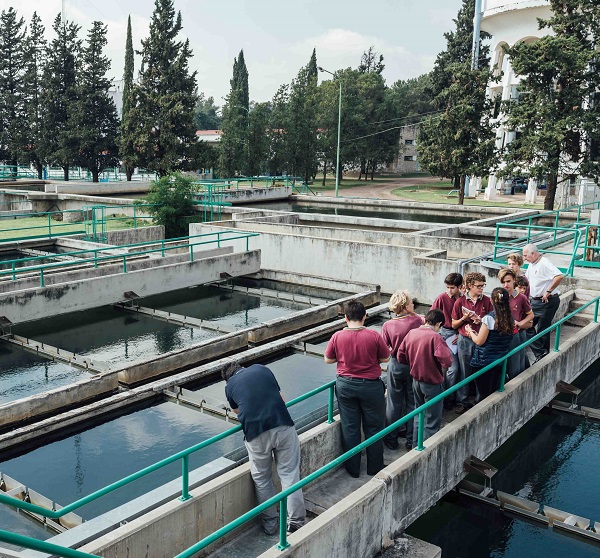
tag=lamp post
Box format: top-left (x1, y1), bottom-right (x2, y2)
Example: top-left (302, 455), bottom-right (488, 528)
top-left (318, 66), bottom-right (342, 198)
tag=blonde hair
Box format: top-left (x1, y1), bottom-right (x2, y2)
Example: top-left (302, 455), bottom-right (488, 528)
top-left (389, 290), bottom-right (412, 315)
top-left (498, 268), bottom-right (516, 282)
top-left (507, 253), bottom-right (524, 266)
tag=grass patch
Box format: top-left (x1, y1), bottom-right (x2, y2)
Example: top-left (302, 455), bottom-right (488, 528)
top-left (309, 176), bottom-right (401, 191)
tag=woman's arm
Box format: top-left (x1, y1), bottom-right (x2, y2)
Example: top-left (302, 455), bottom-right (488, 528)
top-left (467, 323), bottom-right (489, 346)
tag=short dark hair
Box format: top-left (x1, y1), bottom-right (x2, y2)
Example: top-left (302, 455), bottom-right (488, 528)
top-left (444, 273), bottom-right (463, 287)
top-left (424, 309), bottom-right (445, 327)
top-left (221, 360), bottom-right (243, 381)
top-left (515, 275), bottom-right (529, 288)
top-left (344, 299), bottom-right (366, 322)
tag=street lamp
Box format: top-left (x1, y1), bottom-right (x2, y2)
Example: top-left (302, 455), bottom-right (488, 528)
top-left (318, 66), bottom-right (342, 198)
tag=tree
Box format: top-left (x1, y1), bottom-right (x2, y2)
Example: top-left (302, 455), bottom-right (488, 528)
top-left (129, 0), bottom-right (198, 176)
top-left (39, 13), bottom-right (81, 181)
top-left (416, 0), bottom-right (496, 204)
top-left (358, 46), bottom-right (385, 75)
top-left (195, 93), bottom-right (221, 130)
top-left (219, 50), bottom-right (250, 177)
top-left (21, 12), bottom-right (46, 179)
top-left (266, 85), bottom-right (289, 176)
top-left (502, 0), bottom-right (600, 210)
top-left (72, 21), bottom-right (120, 182)
top-left (120, 15), bottom-right (136, 181)
top-left (247, 102), bottom-right (270, 176)
top-left (144, 173), bottom-right (195, 237)
top-left (0, 8), bottom-right (27, 170)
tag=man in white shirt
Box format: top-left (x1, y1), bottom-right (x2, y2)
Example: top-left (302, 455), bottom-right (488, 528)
top-left (523, 244), bottom-right (564, 363)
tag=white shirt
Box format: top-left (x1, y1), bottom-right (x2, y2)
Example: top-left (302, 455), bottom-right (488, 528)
top-left (525, 256), bottom-right (562, 297)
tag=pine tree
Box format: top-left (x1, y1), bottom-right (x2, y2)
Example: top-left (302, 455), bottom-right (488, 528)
top-left (72, 21), bottom-right (120, 182)
top-left (266, 85), bottom-right (289, 176)
top-left (219, 50), bottom-right (250, 177)
top-left (119, 15), bottom-right (136, 181)
top-left (417, 0), bottom-right (496, 204)
top-left (503, 0), bottom-right (600, 210)
top-left (21, 12), bottom-right (46, 179)
top-left (246, 102), bottom-right (270, 176)
top-left (129, 0), bottom-right (198, 176)
top-left (0, 8), bottom-right (27, 171)
top-left (39, 13), bottom-right (81, 181)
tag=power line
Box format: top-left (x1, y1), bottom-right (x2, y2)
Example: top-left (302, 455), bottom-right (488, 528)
top-left (343, 114), bottom-right (443, 144)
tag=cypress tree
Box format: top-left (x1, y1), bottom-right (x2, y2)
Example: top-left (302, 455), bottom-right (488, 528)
top-left (39, 13), bottom-right (81, 181)
top-left (129, 0), bottom-right (198, 176)
top-left (22, 12), bottom-right (46, 179)
top-left (0, 8), bottom-right (27, 171)
top-left (119, 15), bottom-right (136, 181)
top-left (72, 21), bottom-right (120, 183)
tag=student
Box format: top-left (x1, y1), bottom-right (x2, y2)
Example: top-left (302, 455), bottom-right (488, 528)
top-left (451, 272), bottom-right (493, 413)
top-left (515, 275), bottom-right (530, 296)
top-left (506, 253), bottom-right (529, 297)
top-left (223, 361), bottom-right (305, 535)
top-left (465, 288), bottom-right (515, 401)
top-left (523, 244), bottom-right (564, 362)
top-left (324, 300), bottom-right (390, 478)
top-left (498, 269), bottom-right (533, 377)
top-left (430, 273), bottom-right (463, 410)
top-left (381, 290), bottom-right (424, 451)
top-left (398, 309), bottom-right (453, 447)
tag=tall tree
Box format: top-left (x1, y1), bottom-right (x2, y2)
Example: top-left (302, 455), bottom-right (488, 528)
top-left (0, 8), bottom-right (27, 170)
top-left (21, 12), bottom-right (46, 178)
top-left (502, 0), bottom-right (600, 210)
top-left (119, 15), bottom-right (136, 181)
top-left (195, 93), bottom-right (221, 130)
top-left (39, 13), bottom-right (81, 181)
top-left (266, 84), bottom-right (289, 176)
top-left (219, 50), bottom-right (250, 177)
top-left (129, 0), bottom-right (198, 176)
top-left (416, 0), bottom-right (496, 204)
top-left (247, 102), bottom-right (270, 176)
top-left (286, 49), bottom-right (319, 182)
top-left (72, 21), bottom-right (120, 182)
top-left (358, 46), bottom-right (385, 75)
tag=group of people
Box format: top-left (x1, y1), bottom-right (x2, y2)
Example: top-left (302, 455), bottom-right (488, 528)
top-left (220, 243), bottom-right (563, 536)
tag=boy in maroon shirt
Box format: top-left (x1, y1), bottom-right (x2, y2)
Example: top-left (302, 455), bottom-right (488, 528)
top-left (430, 273), bottom-right (462, 410)
top-left (398, 309), bottom-right (453, 447)
top-left (451, 272), bottom-right (493, 413)
top-left (324, 300), bottom-right (390, 477)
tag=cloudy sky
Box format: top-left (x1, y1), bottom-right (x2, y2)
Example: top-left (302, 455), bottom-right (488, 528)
top-left (2, 0), bottom-right (463, 104)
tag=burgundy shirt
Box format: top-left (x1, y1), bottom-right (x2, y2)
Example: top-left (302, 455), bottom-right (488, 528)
top-left (325, 328), bottom-right (390, 380)
top-left (431, 292), bottom-right (461, 328)
top-left (451, 294), bottom-right (493, 336)
top-left (509, 291), bottom-right (532, 323)
top-left (398, 326), bottom-right (454, 385)
top-left (381, 314), bottom-right (424, 358)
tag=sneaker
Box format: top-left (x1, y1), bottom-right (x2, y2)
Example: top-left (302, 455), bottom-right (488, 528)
top-left (455, 404), bottom-right (470, 415)
top-left (287, 523), bottom-right (303, 535)
top-left (263, 525), bottom-right (278, 536)
top-left (383, 438), bottom-right (399, 450)
top-left (347, 470), bottom-right (360, 479)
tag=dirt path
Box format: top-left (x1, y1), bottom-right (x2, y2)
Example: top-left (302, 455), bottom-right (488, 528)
top-left (318, 175), bottom-right (442, 199)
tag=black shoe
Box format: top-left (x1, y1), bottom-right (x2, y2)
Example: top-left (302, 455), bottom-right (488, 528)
top-left (287, 523), bottom-right (303, 535)
top-left (347, 470), bottom-right (360, 478)
top-left (532, 352), bottom-right (548, 364)
top-left (405, 441), bottom-right (413, 451)
top-left (383, 438), bottom-right (399, 450)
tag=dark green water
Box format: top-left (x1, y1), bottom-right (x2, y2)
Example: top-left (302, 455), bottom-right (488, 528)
top-left (13, 307), bottom-right (216, 365)
top-left (0, 343), bottom-right (90, 404)
top-left (247, 201), bottom-right (474, 224)
top-left (142, 284), bottom-right (310, 330)
top-left (0, 250), bottom-right (59, 271)
top-left (407, 362), bottom-right (600, 558)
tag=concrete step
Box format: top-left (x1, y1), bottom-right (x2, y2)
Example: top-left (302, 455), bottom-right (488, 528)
top-left (574, 289), bottom-right (600, 302)
top-left (566, 314), bottom-right (592, 327)
top-left (568, 300), bottom-right (596, 315)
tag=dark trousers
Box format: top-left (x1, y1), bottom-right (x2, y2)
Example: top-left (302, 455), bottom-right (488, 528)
top-left (412, 380), bottom-right (443, 447)
top-left (335, 376), bottom-right (385, 476)
top-left (473, 365), bottom-right (502, 401)
top-left (529, 296), bottom-right (560, 358)
top-left (384, 358), bottom-right (414, 444)
top-left (457, 334), bottom-right (478, 405)
top-left (507, 330), bottom-right (527, 379)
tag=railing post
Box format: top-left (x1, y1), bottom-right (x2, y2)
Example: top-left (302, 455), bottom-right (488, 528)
top-left (94, 250), bottom-right (98, 268)
top-left (416, 411), bottom-right (425, 451)
top-left (122, 255), bottom-right (127, 274)
top-left (276, 497), bottom-right (290, 550)
top-left (246, 236), bottom-right (249, 251)
top-left (595, 299), bottom-right (599, 323)
top-left (48, 212), bottom-right (52, 238)
top-left (498, 360), bottom-right (507, 392)
top-left (40, 268), bottom-right (44, 288)
top-left (11, 262), bottom-right (16, 281)
top-left (189, 244), bottom-right (194, 262)
top-left (554, 323), bottom-right (561, 352)
top-left (553, 212), bottom-right (559, 242)
top-left (133, 205), bottom-right (137, 228)
top-left (527, 217), bottom-right (532, 243)
top-left (179, 455), bottom-right (192, 501)
top-left (327, 385), bottom-right (335, 423)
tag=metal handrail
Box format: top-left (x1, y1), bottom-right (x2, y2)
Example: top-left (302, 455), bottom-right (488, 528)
top-left (1, 294), bottom-right (598, 556)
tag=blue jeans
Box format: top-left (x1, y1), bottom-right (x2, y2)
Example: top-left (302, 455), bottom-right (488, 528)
top-left (384, 357), bottom-right (414, 445)
top-left (335, 375), bottom-right (385, 475)
top-left (412, 380), bottom-right (444, 447)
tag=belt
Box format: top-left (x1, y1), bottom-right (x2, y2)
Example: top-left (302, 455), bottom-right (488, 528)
top-left (531, 294), bottom-right (557, 300)
top-left (337, 375), bottom-right (381, 382)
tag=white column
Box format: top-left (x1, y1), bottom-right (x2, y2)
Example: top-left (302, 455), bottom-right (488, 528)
top-left (525, 178), bottom-right (538, 204)
top-left (466, 175), bottom-right (479, 197)
top-left (484, 175), bottom-right (498, 200)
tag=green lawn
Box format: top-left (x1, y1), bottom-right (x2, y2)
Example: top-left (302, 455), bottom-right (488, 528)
top-left (308, 176), bottom-right (400, 191)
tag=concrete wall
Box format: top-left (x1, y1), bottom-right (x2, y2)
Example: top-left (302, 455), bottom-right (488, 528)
top-left (0, 250), bottom-right (261, 323)
top-left (44, 181), bottom-right (153, 195)
top-left (225, 186), bottom-right (292, 204)
top-left (104, 226), bottom-right (164, 245)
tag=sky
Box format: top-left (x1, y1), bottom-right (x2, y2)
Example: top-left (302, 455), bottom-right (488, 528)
top-left (2, 0), bottom-right (464, 105)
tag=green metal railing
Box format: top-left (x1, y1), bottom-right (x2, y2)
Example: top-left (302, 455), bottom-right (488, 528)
top-left (0, 209), bottom-right (88, 242)
top-left (0, 165), bottom-right (38, 180)
top-left (0, 230), bottom-right (260, 287)
top-left (1, 294), bottom-right (598, 556)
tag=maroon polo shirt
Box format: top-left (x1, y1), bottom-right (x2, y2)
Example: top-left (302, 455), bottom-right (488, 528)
top-left (324, 327), bottom-right (390, 380)
top-left (451, 294), bottom-right (493, 336)
top-left (509, 291), bottom-right (532, 323)
top-left (431, 292), bottom-right (461, 328)
top-left (398, 326), bottom-right (454, 385)
top-left (381, 314), bottom-right (424, 358)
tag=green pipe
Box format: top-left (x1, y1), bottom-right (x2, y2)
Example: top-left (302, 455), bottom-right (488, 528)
top-left (554, 324), bottom-right (561, 352)
top-left (276, 497), bottom-right (290, 550)
top-left (416, 412), bottom-right (425, 451)
top-left (498, 360), bottom-right (507, 392)
top-left (328, 384), bottom-right (335, 423)
top-left (0, 530), bottom-right (99, 557)
top-left (180, 455), bottom-right (191, 501)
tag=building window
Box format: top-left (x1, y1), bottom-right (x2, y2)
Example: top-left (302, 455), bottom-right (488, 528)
top-left (404, 155), bottom-right (414, 161)
top-left (404, 139), bottom-right (414, 145)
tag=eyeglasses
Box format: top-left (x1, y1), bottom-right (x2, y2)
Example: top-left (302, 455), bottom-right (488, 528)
top-left (473, 283), bottom-right (486, 288)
